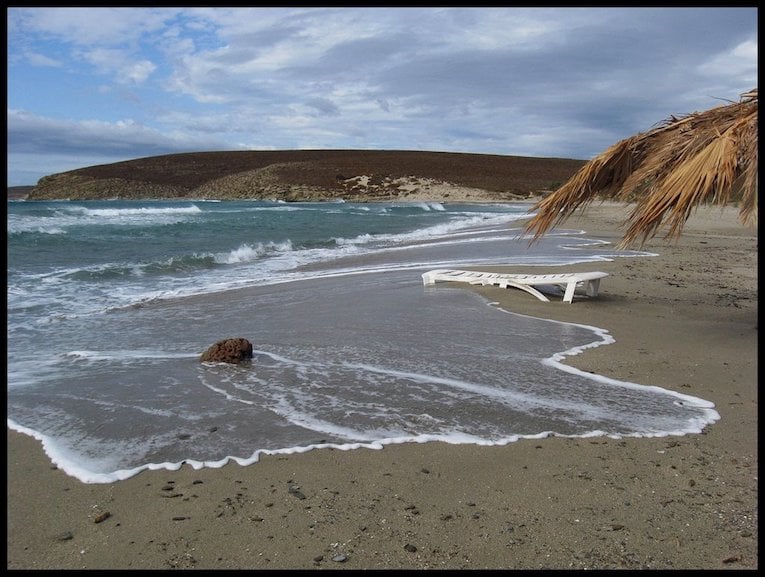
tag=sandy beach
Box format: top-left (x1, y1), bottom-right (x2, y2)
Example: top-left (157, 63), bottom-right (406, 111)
top-left (7, 201), bottom-right (757, 570)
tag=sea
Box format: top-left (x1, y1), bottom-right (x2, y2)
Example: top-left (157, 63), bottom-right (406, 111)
top-left (6, 199), bottom-right (720, 483)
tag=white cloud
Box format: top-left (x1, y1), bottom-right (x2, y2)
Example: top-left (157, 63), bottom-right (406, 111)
top-left (14, 7), bottom-right (174, 46)
top-left (122, 60), bottom-right (157, 85)
top-left (697, 39), bottom-right (758, 85)
top-left (25, 51), bottom-right (63, 67)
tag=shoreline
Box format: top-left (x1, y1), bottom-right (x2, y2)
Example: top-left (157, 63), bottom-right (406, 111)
top-left (7, 202), bottom-right (757, 569)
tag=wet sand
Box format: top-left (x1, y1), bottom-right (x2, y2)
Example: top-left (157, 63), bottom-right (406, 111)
top-left (7, 201), bottom-right (757, 569)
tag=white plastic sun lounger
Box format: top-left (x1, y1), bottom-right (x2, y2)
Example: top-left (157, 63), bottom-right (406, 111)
top-left (421, 269), bottom-right (608, 303)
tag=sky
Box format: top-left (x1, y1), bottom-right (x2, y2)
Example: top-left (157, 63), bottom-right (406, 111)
top-left (6, 6), bottom-right (758, 186)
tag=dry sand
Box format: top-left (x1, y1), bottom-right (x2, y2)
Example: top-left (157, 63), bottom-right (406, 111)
top-left (6, 201), bottom-right (757, 570)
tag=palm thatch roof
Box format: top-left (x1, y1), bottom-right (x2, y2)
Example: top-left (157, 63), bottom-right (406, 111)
top-left (523, 88), bottom-right (758, 248)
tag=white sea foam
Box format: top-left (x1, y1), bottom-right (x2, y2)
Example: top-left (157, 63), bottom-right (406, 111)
top-left (217, 240), bottom-right (295, 264)
top-left (65, 350), bottom-right (199, 362)
top-left (66, 204), bottom-right (204, 217)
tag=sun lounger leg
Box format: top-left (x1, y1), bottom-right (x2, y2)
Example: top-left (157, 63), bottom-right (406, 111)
top-left (585, 278), bottom-right (601, 297)
top-left (563, 281), bottom-right (577, 303)
top-left (502, 280), bottom-right (551, 302)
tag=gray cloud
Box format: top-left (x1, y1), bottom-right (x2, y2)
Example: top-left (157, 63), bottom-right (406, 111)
top-left (7, 109), bottom-right (238, 157)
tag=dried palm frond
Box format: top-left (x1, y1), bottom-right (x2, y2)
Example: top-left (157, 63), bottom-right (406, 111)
top-left (524, 88), bottom-right (758, 248)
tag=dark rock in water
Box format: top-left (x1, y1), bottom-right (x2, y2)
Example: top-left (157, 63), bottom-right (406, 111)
top-left (200, 338), bottom-right (253, 364)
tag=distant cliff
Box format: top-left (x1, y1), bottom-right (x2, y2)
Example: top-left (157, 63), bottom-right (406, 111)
top-left (22, 150), bottom-right (585, 202)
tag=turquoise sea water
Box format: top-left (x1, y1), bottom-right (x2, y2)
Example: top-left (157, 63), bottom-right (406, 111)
top-left (6, 199), bottom-right (719, 483)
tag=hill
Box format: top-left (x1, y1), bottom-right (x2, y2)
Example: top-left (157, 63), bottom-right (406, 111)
top-left (20, 150), bottom-right (586, 202)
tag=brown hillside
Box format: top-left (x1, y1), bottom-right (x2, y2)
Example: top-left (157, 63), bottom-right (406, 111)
top-left (25, 150), bottom-right (586, 201)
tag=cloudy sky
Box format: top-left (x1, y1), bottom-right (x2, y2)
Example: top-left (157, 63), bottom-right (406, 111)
top-left (6, 6), bottom-right (758, 186)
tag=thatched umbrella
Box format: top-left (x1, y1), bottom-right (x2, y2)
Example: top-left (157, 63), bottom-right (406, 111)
top-left (523, 88), bottom-right (757, 248)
